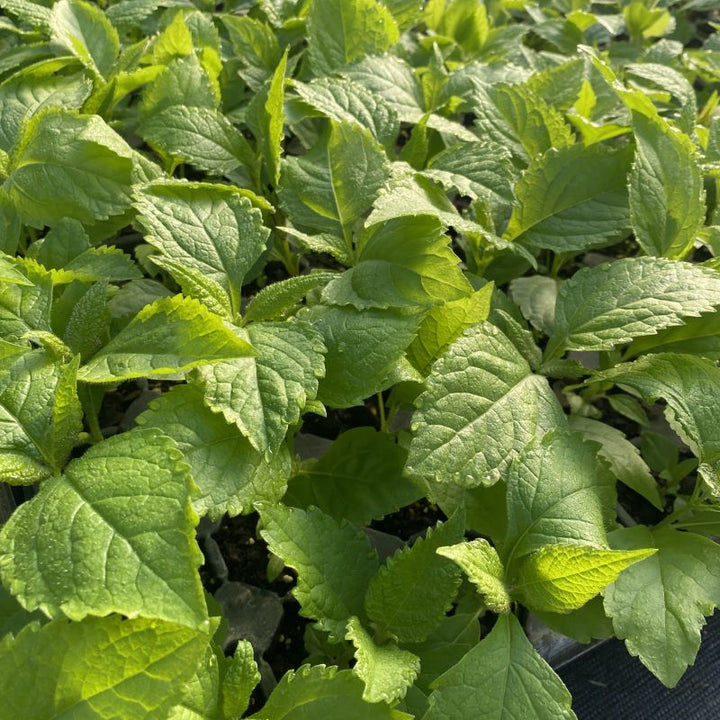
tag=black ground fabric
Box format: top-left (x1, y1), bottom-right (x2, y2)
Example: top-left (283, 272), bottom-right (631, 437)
top-left (558, 613), bottom-right (720, 719)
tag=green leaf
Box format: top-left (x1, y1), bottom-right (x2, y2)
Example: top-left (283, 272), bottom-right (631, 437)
top-left (0, 271), bottom-right (53, 342)
top-left (424, 613), bottom-right (576, 720)
top-left (137, 384), bottom-right (291, 521)
top-left (0, 60), bottom-right (92, 153)
top-left (244, 272), bottom-right (337, 323)
top-left (291, 77), bottom-right (399, 150)
top-left (50, 0), bottom-right (119, 79)
top-left (0, 0), bottom-right (52, 30)
top-left (629, 111), bottom-right (705, 259)
top-left (0, 615), bottom-right (206, 720)
top-left (346, 616), bottom-right (420, 704)
top-left (406, 285), bottom-right (493, 376)
top-left (78, 295), bottom-right (255, 383)
top-left (567, 415), bottom-right (662, 509)
top-left (306, 0), bottom-right (399, 75)
top-left (303, 304), bottom-right (423, 408)
top-left (590, 353), bottom-right (720, 474)
top-left (220, 15), bottom-right (282, 90)
top-left (504, 430), bottom-right (616, 569)
top-left (259, 504), bottom-right (379, 639)
top-left (364, 512), bottom-right (464, 643)
top-left (0, 428), bottom-right (208, 629)
top-left (322, 216), bottom-right (471, 309)
top-left (509, 276), bottom-right (558, 335)
top-left (284, 428), bottom-right (422, 526)
top-left (279, 121), bottom-right (390, 238)
top-left (195, 320), bottom-right (325, 455)
top-left (469, 83), bottom-right (575, 164)
top-left (504, 144), bottom-right (631, 252)
top-left (514, 544), bottom-right (655, 614)
top-left (533, 596), bottom-right (614, 645)
top-left (135, 180), bottom-right (270, 312)
top-left (436, 539), bottom-right (510, 613)
top-left (626, 310), bottom-right (720, 360)
top-left (406, 322), bottom-right (565, 488)
top-left (248, 664), bottom-right (411, 719)
top-left (4, 108), bottom-right (136, 227)
top-left (222, 640), bottom-right (260, 720)
top-left (168, 643), bottom-right (223, 720)
top-left (0, 582), bottom-right (42, 638)
top-left (604, 526), bottom-right (720, 687)
top-left (546, 258), bottom-right (720, 357)
top-left (0, 349), bottom-right (82, 484)
top-left (0, 255), bottom-right (30, 286)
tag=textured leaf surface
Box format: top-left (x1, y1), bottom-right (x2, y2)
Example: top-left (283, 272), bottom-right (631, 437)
top-left (407, 322), bottom-right (564, 487)
top-left (546, 258), bottom-right (720, 356)
top-left (505, 144), bottom-right (631, 252)
top-left (244, 272), bottom-right (337, 323)
top-left (406, 286), bottom-right (493, 375)
top-left (0, 349), bottom-right (82, 483)
top-left (346, 616), bottom-right (419, 704)
top-left (135, 181), bottom-right (270, 310)
top-left (322, 216), bottom-right (470, 309)
top-left (364, 513), bottom-right (464, 643)
top-left (591, 353), bottom-right (720, 469)
top-left (514, 544), bottom-right (655, 614)
top-left (604, 526), bottom-right (720, 687)
top-left (567, 415), bottom-right (662, 509)
top-left (0, 428), bottom-right (208, 628)
top-left (0, 272), bottom-right (53, 342)
top-left (248, 665), bottom-right (410, 719)
top-left (629, 111), bottom-right (705, 258)
top-left (424, 613), bottom-right (576, 720)
top-left (303, 304), bottom-right (423, 408)
top-left (137, 384), bottom-right (290, 521)
top-left (0, 615), bottom-right (206, 720)
top-left (196, 320), bottom-right (325, 454)
top-left (307, 0), bottom-right (399, 75)
top-left (50, 0), bottom-right (119, 78)
top-left (285, 428), bottom-right (421, 525)
top-left (78, 295), bottom-right (254, 382)
top-left (4, 108), bottom-right (136, 227)
top-left (436, 539), bottom-right (510, 613)
top-left (259, 505), bottom-right (378, 639)
top-left (504, 431), bottom-right (616, 569)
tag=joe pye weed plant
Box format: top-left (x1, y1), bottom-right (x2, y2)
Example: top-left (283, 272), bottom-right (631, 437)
top-left (0, 0), bottom-right (720, 717)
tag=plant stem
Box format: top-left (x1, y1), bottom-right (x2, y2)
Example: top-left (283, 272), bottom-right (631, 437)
top-left (376, 392), bottom-right (387, 432)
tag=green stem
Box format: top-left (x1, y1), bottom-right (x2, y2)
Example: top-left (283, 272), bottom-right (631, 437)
top-left (377, 392), bottom-right (387, 432)
top-left (656, 479), bottom-right (704, 529)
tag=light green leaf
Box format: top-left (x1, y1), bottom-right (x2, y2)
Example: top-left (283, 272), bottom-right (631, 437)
top-left (307, 0), bottom-right (399, 75)
top-left (0, 255), bottom-right (30, 286)
top-left (195, 320), bottom-right (325, 454)
top-left (436, 539), bottom-right (510, 613)
top-left (222, 640), bottom-right (260, 720)
top-left (0, 428), bottom-right (208, 629)
top-left (220, 15), bottom-right (282, 90)
top-left (0, 189), bottom-right (21, 255)
top-left (626, 310), bottom-right (720, 360)
top-left (0, 0), bottom-right (52, 29)
top-left (322, 216), bottom-right (471, 309)
top-left (78, 295), bottom-right (255, 383)
top-left (406, 322), bottom-right (565, 488)
top-left (284, 427), bottom-right (422, 526)
top-left (509, 276), bottom-right (558, 335)
top-left (406, 285), bottom-right (493, 376)
top-left (533, 596), bottom-right (614, 645)
top-left (0, 60), bottom-right (92, 153)
top-left (135, 180), bottom-right (270, 311)
top-left (604, 526), bottom-right (720, 687)
top-left (279, 121), bottom-right (390, 237)
top-left (259, 504), bottom-right (378, 639)
top-left (0, 615), bottom-right (206, 720)
top-left (302, 304), bottom-right (423, 408)
top-left (0, 271), bottom-right (53, 342)
top-left (504, 430), bottom-right (616, 569)
top-left (629, 111), bottom-right (705, 258)
top-left (244, 272), bottom-right (337, 323)
top-left (364, 512), bottom-right (464, 643)
top-left (546, 258), bottom-right (720, 357)
top-left (137, 384), bottom-right (290, 521)
top-left (291, 77), bottom-right (399, 150)
top-left (590, 353), bottom-right (720, 471)
top-left (50, 0), bottom-right (119, 79)
top-left (514, 544), bottom-right (655, 614)
top-left (0, 349), bottom-right (82, 484)
top-left (504, 144), bottom-right (631, 252)
top-left (424, 613), bottom-right (576, 720)
top-left (168, 643), bottom-right (223, 720)
top-left (567, 415), bottom-right (662, 509)
top-left (4, 108), bottom-right (136, 227)
top-left (248, 664), bottom-right (411, 719)
top-left (346, 616), bottom-right (420, 704)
